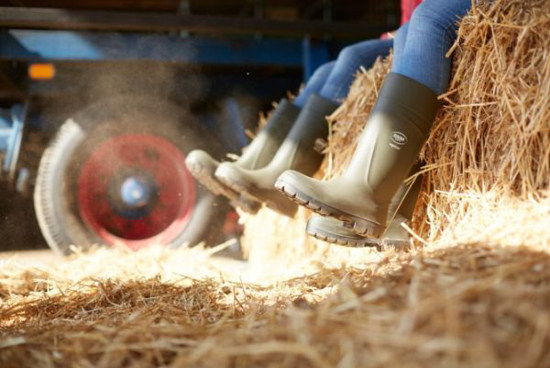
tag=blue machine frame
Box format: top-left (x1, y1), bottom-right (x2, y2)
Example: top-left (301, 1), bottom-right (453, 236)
top-left (0, 30), bottom-right (341, 80)
top-left (0, 28), bottom-right (348, 183)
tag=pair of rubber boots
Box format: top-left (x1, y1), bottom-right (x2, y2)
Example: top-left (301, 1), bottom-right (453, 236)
top-left (275, 73), bottom-right (440, 244)
top-left (186, 94), bottom-right (337, 216)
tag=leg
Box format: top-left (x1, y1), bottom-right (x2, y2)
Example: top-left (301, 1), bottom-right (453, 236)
top-left (293, 61), bottom-right (335, 108)
top-left (392, 0), bottom-right (472, 94)
top-left (390, 22), bottom-right (410, 73)
top-left (319, 38), bottom-right (394, 102)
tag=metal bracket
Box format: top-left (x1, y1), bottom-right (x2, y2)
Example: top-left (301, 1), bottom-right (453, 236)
top-left (0, 102), bottom-right (28, 181)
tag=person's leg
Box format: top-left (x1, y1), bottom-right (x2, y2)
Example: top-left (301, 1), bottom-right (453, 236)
top-left (293, 61), bottom-right (335, 108)
top-left (319, 38), bottom-right (394, 102)
top-left (390, 22), bottom-right (409, 73)
top-left (392, 0), bottom-right (472, 94)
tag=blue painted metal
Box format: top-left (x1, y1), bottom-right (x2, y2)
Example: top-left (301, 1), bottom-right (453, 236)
top-left (302, 37), bottom-right (331, 81)
top-left (0, 30), bottom-right (349, 78)
top-left (0, 30), bottom-right (308, 67)
top-left (0, 104), bottom-right (26, 178)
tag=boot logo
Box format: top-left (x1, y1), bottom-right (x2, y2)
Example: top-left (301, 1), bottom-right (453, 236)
top-left (390, 132), bottom-right (407, 149)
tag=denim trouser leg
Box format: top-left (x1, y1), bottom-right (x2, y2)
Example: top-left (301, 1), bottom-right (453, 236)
top-left (391, 0), bottom-right (472, 95)
top-left (320, 39), bottom-right (394, 103)
top-left (390, 22), bottom-right (409, 73)
top-left (293, 61), bottom-right (335, 108)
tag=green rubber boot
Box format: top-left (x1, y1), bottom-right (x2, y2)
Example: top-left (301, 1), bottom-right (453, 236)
top-left (186, 98), bottom-right (300, 213)
top-left (276, 73), bottom-right (439, 236)
top-left (215, 94), bottom-right (339, 217)
top-left (307, 172), bottom-right (423, 247)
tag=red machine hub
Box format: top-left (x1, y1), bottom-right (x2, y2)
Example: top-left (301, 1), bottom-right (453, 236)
top-left (78, 133), bottom-right (195, 250)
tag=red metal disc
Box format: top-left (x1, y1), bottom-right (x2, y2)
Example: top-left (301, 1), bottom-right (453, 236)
top-left (78, 133), bottom-right (196, 250)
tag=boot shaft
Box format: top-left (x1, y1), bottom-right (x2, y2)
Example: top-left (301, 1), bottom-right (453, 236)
top-left (235, 98), bottom-right (300, 170)
top-left (344, 73), bottom-right (439, 207)
top-left (267, 94), bottom-right (339, 175)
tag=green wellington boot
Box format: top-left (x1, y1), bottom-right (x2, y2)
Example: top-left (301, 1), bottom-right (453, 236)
top-left (185, 98), bottom-right (300, 213)
top-left (276, 73), bottom-right (439, 237)
top-left (306, 172), bottom-right (423, 247)
top-left (215, 94), bottom-right (339, 217)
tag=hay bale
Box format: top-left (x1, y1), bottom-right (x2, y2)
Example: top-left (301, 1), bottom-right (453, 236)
top-left (420, 0), bottom-right (550, 244)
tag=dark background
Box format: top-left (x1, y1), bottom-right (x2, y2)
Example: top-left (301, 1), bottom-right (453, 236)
top-left (0, 0), bottom-right (401, 26)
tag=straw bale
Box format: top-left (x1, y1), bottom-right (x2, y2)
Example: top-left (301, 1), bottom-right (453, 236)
top-left (2, 1), bottom-right (550, 367)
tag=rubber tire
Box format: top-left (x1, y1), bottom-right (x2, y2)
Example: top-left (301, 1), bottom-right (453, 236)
top-left (34, 96), bottom-right (228, 255)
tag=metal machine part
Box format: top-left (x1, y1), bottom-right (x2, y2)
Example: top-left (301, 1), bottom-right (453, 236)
top-left (77, 133), bottom-right (196, 247)
top-left (33, 98), bottom-right (228, 254)
top-left (0, 103), bottom-right (27, 182)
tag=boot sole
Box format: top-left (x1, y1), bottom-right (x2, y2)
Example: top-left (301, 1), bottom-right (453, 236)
top-left (379, 239), bottom-right (412, 248)
top-left (186, 160), bottom-right (260, 214)
top-left (308, 222), bottom-right (412, 249)
top-left (309, 225), bottom-right (412, 249)
top-left (275, 179), bottom-right (385, 238)
top-left (306, 222), bottom-right (380, 249)
top-left (216, 166), bottom-right (297, 218)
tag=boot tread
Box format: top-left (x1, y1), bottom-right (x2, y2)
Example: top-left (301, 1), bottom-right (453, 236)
top-left (307, 227), bottom-right (379, 248)
top-left (276, 178), bottom-right (385, 238)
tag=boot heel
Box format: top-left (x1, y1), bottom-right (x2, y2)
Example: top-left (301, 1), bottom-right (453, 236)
top-left (307, 216), bottom-right (380, 248)
top-left (350, 218), bottom-right (385, 238)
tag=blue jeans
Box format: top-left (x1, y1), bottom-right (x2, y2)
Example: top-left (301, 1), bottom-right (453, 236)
top-left (293, 61), bottom-right (335, 108)
top-left (391, 0), bottom-right (472, 95)
top-left (294, 39), bottom-right (393, 108)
